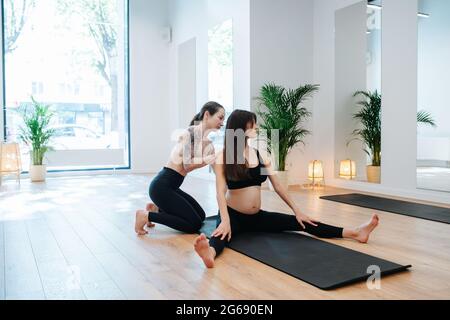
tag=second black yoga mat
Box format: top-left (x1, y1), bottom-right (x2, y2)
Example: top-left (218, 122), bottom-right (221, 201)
top-left (200, 216), bottom-right (411, 290)
top-left (320, 193), bottom-right (450, 225)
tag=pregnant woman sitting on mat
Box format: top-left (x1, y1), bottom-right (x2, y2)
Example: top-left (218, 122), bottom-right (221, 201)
top-left (194, 109), bottom-right (380, 268)
top-left (135, 101), bottom-right (225, 235)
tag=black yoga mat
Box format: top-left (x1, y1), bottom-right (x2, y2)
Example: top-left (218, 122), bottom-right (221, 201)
top-left (200, 216), bottom-right (411, 290)
top-left (320, 193), bottom-right (450, 225)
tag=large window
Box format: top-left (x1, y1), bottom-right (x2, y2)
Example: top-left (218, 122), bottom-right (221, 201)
top-left (2, 0), bottom-right (129, 171)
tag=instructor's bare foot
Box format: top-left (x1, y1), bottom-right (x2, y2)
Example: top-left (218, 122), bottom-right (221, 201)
top-left (145, 203), bottom-right (157, 228)
top-left (135, 210), bottom-right (149, 235)
top-left (194, 234), bottom-right (215, 268)
top-left (354, 214), bottom-right (379, 243)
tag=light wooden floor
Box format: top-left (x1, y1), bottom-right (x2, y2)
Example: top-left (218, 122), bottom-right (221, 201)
top-left (0, 174), bottom-right (450, 300)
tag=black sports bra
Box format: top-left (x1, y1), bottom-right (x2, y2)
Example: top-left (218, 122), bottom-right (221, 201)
top-left (226, 149), bottom-right (268, 190)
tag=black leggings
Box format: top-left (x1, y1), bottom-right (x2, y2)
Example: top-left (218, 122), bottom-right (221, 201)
top-left (209, 206), bottom-right (344, 257)
top-left (148, 167), bottom-right (206, 233)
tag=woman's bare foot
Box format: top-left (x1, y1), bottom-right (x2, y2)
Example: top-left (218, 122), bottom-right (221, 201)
top-left (354, 214), bottom-right (379, 243)
top-left (194, 234), bottom-right (215, 268)
top-left (145, 203), bottom-right (158, 228)
top-left (135, 210), bottom-right (149, 235)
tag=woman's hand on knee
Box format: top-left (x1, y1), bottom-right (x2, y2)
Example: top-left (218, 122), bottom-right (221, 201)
top-left (294, 210), bottom-right (319, 229)
top-left (212, 220), bottom-right (232, 241)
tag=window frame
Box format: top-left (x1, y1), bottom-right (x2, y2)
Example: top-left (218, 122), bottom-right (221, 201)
top-left (0, 0), bottom-right (131, 172)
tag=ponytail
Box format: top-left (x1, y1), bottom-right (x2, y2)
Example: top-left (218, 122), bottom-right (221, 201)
top-left (189, 101), bottom-right (225, 126)
top-left (190, 112), bottom-right (202, 126)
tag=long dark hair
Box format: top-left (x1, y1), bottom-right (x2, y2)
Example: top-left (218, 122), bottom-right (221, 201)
top-left (190, 101), bottom-right (224, 126)
top-left (223, 109), bottom-right (257, 181)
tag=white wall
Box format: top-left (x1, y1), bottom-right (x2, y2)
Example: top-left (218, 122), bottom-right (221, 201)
top-left (168, 0), bottom-right (316, 184)
top-left (129, 0), bottom-right (171, 173)
top-left (168, 0), bottom-right (208, 132)
top-left (313, 0), bottom-right (336, 182)
top-left (208, 0), bottom-right (251, 109)
top-left (250, 0), bottom-right (315, 184)
top-left (313, 0), bottom-right (450, 203)
top-left (168, 0), bottom-right (250, 133)
top-left (335, 0), bottom-right (364, 9)
top-left (168, 0), bottom-right (315, 184)
top-left (177, 38), bottom-right (197, 127)
top-left (381, 0), bottom-right (418, 189)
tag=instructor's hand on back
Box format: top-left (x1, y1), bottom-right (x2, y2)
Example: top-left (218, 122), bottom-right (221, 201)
top-left (212, 219), bottom-right (232, 242)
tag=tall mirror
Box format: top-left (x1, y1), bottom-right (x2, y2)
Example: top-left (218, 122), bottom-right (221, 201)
top-left (417, 0), bottom-right (450, 193)
top-left (335, 0), bottom-right (382, 183)
top-left (191, 18), bottom-right (233, 178)
top-left (207, 18), bottom-right (233, 151)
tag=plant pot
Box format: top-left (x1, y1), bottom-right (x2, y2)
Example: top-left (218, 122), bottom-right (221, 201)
top-left (269, 170), bottom-right (289, 191)
top-left (30, 164), bottom-right (47, 182)
top-left (366, 165), bottom-right (380, 184)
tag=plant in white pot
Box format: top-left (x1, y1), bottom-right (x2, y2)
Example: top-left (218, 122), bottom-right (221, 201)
top-left (349, 91), bottom-right (436, 183)
top-left (18, 97), bottom-right (55, 182)
top-left (256, 82), bottom-right (319, 189)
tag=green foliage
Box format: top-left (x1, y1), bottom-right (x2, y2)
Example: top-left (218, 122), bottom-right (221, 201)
top-left (17, 97), bottom-right (55, 166)
top-left (56, 0), bottom-right (118, 86)
top-left (56, 0), bottom-right (121, 130)
top-left (349, 90), bottom-right (382, 166)
top-left (256, 83), bottom-right (319, 171)
top-left (417, 110), bottom-right (437, 127)
top-left (349, 91), bottom-right (437, 167)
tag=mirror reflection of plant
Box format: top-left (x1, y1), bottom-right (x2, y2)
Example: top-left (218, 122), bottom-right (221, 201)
top-left (348, 90), bottom-right (382, 166)
top-left (256, 83), bottom-right (319, 171)
top-left (17, 96), bottom-right (55, 166)
top-left (349, 91), bottom-right (437, 167)
top-left (417, 110), bottom-right (436, 127)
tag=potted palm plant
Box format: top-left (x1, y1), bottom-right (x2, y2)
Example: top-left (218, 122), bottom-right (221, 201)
top-left (256, 82), bottom-right (319, 188)
top-left (350, 90), bottom-right (436, 183)
top-left (18, 97), bottom-right (55, 182)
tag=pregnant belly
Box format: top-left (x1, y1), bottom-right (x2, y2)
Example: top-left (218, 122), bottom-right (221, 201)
top-left (226, 187), bottom-right (261, 214)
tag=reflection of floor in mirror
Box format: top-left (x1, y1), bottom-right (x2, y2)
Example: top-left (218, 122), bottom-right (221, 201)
top-left (417, 167), bottom-right (450, 192)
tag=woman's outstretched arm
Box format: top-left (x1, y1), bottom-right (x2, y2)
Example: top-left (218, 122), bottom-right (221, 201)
top-left (211, 152), bottom-right (232, 241)
top-left (262, 152), bottom-right (319, 228)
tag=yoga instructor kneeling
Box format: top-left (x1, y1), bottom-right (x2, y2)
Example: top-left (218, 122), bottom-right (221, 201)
top-left (194, 110), bottom-right (379, 268)
top-left (135, 102), bottom-right (225, 235)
